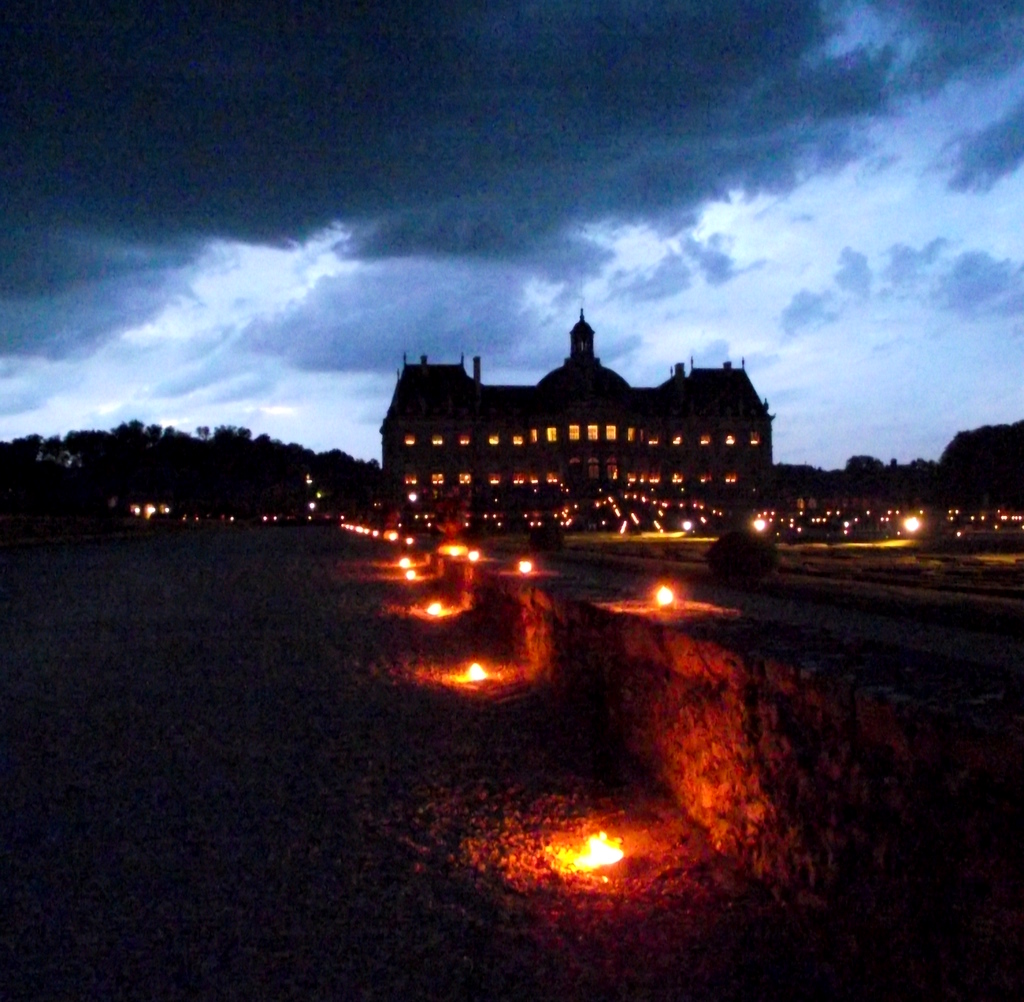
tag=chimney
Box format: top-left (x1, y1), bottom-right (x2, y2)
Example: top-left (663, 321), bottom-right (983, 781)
top-left (420, 354), bottom-right (428, 374)
top-left (473, 356), bottom-right (481, 413)
top-left (723, 361), bottom-right (732, 370)
top-left (674, 362), bottom-right (685, 391)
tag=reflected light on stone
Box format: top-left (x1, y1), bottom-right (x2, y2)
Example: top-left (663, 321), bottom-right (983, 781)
top-left (571, 832), bottom-right (624, 870)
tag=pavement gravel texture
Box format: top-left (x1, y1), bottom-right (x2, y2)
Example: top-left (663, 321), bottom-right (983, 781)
top-left (2, 528), bottom-right (849, 1001)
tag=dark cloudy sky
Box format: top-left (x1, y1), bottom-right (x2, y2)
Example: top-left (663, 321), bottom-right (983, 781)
top-left (3, 1), bottom-right (1024, 467)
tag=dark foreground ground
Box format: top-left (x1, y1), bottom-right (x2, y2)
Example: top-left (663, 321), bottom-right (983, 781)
top-left (3, 528), bottom-right (848, 1001)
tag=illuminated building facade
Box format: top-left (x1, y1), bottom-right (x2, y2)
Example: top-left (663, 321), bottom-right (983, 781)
top-left (381, 312), bottom-right (773, 507)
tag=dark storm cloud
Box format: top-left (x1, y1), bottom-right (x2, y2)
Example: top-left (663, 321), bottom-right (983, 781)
top-left (834, 247), bottom-right (872, 297)
top-left (1, 0), bottom-right (912, 269)
top-left (781, 289), bottom-right (840, 334)
top-left (684, 235), bottom-right (738, 286)
top-left (948, 96), bottom-right (1024, 191)
top-left (934, 250), bottom-right (1024, 314)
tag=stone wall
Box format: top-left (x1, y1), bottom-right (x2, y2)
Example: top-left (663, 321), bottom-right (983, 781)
top-left (463, 565), bottom-right (1024, 996)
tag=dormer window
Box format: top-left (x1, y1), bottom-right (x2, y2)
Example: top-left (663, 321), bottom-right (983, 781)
top-left (513, 434), bottom-right (524, 446)
top-left (725, 434), bottom-right (736, 446)
top-left (404, 434), bottom-right (416, 446)
top-left (700, 434), bottom-right (711, 446)
top-left (488, 434), bottom-right (500, 446)
top-left (750, 432), bottom-right (761, 446)
top-left (459, 433), bottom-right (471, 446)
top-left (432, 434), bottom-right (443, 446)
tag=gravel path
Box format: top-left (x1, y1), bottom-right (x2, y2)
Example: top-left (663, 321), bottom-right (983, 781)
top-left (1, 528), bottom-right (842, 1001)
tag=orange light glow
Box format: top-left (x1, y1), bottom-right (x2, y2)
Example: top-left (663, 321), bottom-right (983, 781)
top-left (439, 544), bottom-right (468, 557)
top-left (467, 549), bottom-right (480, 563)
top-left (405, 537), bottom-right (415, 546)
top-left (399, 557), bottom-right (412, 569)
top-left (518, 559), bottom-right (533, 575)
top-left (655, 586), bottom-right (674, 607)
top-left (405, 569), bottom-right (417, 581)
top-left (426, 601), bottom-right (443, 617)
top-left (384, 530), bottom-right (399, 541)
top-left (572, 832), bottom-right (624, 870)
top-left (464, 662), bottom-right (487, 682)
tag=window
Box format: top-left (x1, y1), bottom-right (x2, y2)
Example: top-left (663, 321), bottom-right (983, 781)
top-left (648, 436), bottom-right (659, 446)
top-left (627, 473), bottom-right (637, 484)
top-left (546, 426), bottom-right (557, 443)
top-left (459, 433), bottom-right (471, 446)
top-left (404, 473), bottom-right (418, 485)
top-left (699, 473), bottom-right (711, 483)
top-left (529, 474), bottom-right (539, 484)
top-left (432, 434), bottom-right (443, 446)
top-left (488, 433), bottom-right (500, 446)
top-left (489, 473), bottom-right (501, 485)
top-left (530, 428), bottom-right (538, 444)
top-left (725, 434), bottom-right (736, 446)
top-left (588, 459), bottom-right (600, 479)
top-left (404, 434), bottom-right (416, 446)
top-left (459, 472), bottom-right (472, 484)
top-left (725, 473), bottom-right (738, 484)
top-left (513, 473), bottom-right (526, 485)
top-left (587, 424), bottom-right (599, 441)
top-left (627, 427), bottom-right (635, 442)
top-left (568, 424), bottom-right (580, 441)
top-left (605, 425), bottom-right (617, 441)
top-left (512, 434), bottom-right (524, 446)
top-left (700, 434), bottom-right (711, 446)
top-left (546, 472), bottom-right (558, 484)
top-left (671, 472), bottom-right (683, 483)
top-left (750, 432), bottom-right (761, 446)
top-left (672, 435), bottom-right (682, 446)
top-left (431, 472), bottom-right (444, 485)
top-left (649, 472), bottom-right (661, 484)
top-left (606, 461), bottom-right (618, 480)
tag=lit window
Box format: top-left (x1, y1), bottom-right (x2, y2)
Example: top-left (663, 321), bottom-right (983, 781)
top-left (459, 472), bottom-right (472, 484)
top-left (432, 434), bottom-right (443, 446)
top-left (431, 472), bottom-right (444, 485)
top-left (606, 462), bottom-right (618, 480)
top-left (546, 427), bottom-right (558, 443)
top-left (725, 473), bottom-right (738, 483)
top-left (700, 434), bottom-right (711, 446)
top-left (648, 436), bottom-right (659, 446)
top-left (404, 473), bottom-right (418, 485)
top-left (587, 425), bottom-right (599, 441)
top-left (459, 433), bottom-right (471, 446)
top-left (513, 434), bottom-right (524, 446)
top-left (606, 425), bottom-right (617, 441)
top-left (627, 473), bottom-right (637, 484)
top-left (569, 424), bottom-right (580, 441)
top-left (750, 432), bottom-right (761, 446)
top-left (649, 472), bottom-right (661, 484)
top-left (588, 459), bottom-right (600, 479)
top-left (530, 428), bottom-right (538, 443)
top-left (699, 473), bottom-right (711, 483)
top-left (404, 434), bottom-right (416, 446)
top-left (725, 434), bottom-right (736, 446)
top-left (489, 473), bottom-right (501, 485)
top-left (513, 473), bottom-right (526, 485)
top-left (529, 474), bottom-right (539, 484)
top-left (671, 472), bottom-right (683, 483)
top-left (627, 427), bottom-right (635, 442)
top-left (546, 472), bottom-right (558, 483)
top-left (488, 433), bottom-right (500, 446)
top-left (672, 435), bottom-right (682, 446)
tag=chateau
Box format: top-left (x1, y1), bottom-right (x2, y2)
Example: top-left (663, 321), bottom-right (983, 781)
top-left (381, 313), bottom-right (773, 509)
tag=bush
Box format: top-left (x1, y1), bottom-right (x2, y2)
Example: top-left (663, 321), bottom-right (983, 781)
top-left (706, 530), bottom-right (777, 583)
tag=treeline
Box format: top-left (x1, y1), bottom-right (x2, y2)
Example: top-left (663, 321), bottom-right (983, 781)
top-left (0, 422), bottom-right (381, 517)
top-left (773, 419), bottom-right (1024, 509)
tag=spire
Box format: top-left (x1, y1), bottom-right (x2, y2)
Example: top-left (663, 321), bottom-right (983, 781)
top-left (569, 310), bottom-right (595, 361)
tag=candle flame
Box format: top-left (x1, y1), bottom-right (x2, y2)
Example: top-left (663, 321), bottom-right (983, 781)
top-left (405, 569), bottom-right (417, 581)
top-left (399, 557), bottom-right (412, 569)
top-left (426, 601), bottom-right (443, 617)
top-left (464, 663), bottom-right (487, 682)
top-left (518, 559), bottom-right (533, 575)
top-left (655, 585), bottom-right (674, 607)
top-left (467, 550), bottom-right (480, 563)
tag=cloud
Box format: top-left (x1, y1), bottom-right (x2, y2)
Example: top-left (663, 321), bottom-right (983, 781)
top-left (934, 250), bottom-right (1024, 315)
top-left (781, 289), bottom-right (841, 334)
top-left (948, 95), bottom-right (1024, 191)
top-left (609, 252), bottom-right (692, 302)
top-left (684, 234), bottom-right (739, 286)
top-left (834, 246), bottom-right (872, 297)
top-left (883, 237), bottom-right (947, 287)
